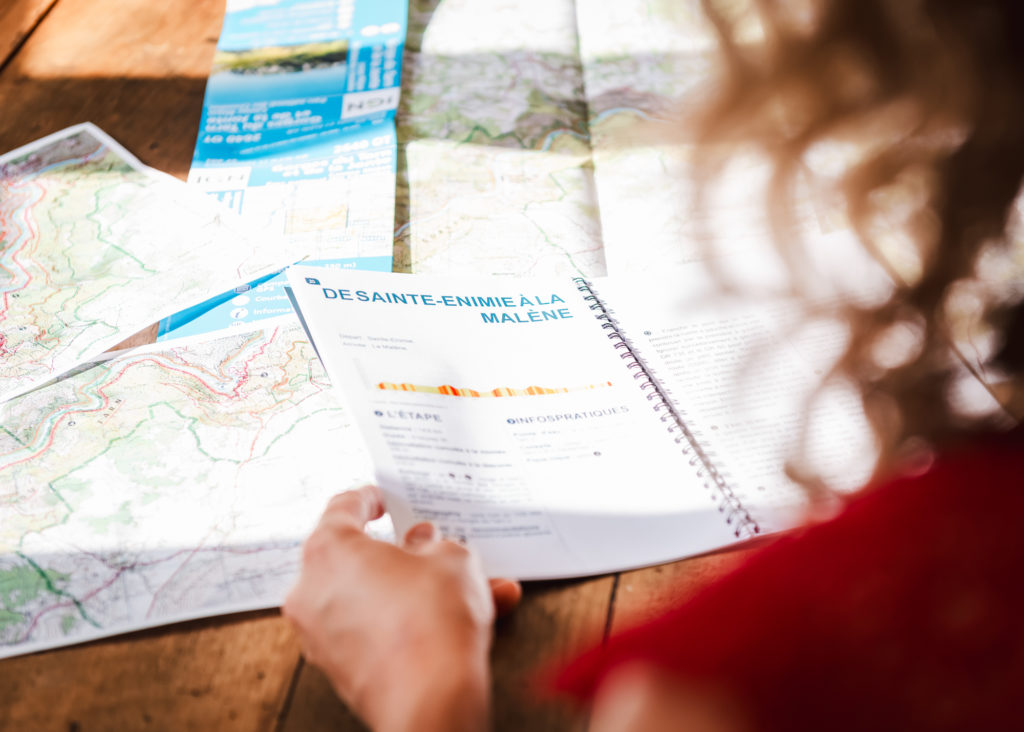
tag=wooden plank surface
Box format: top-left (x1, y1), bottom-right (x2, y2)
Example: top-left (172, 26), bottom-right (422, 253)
top-left (0, 1), bottom-right (747, 729)
top-left (488, 577), bottom-right (616, 732)
top-left (0, 0), bottom-right (56, 69)
top-left (0, 0), bottom-right (224, 178)
top-left (610, 551), bottom-right (751, 635)
top-left (0, 611), bottom-right (299, 731)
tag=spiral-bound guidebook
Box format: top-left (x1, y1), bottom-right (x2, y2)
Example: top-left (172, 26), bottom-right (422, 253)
top-left (286, 264), bottom-right (874, 579)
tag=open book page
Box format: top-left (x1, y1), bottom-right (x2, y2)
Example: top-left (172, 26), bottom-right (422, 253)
top-left (287, 266), bottom-right (738, 579)
top-left (590, 240), bottom-right (889, 533)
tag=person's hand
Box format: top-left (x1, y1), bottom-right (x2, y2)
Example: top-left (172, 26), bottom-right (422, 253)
top-left (283, 485), bottom-right (521, 732)
top-left (590, 663), bottom-right (749, 732)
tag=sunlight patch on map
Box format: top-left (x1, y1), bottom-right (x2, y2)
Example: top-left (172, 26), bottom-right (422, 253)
top-left (0, 323), bottom-right (379, 658)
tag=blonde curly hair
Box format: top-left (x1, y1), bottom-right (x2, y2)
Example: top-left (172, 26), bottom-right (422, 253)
top-left (694, 0), bottom-right (1024, 484)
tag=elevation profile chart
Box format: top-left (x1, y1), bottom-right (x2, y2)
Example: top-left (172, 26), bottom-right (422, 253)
top-left (375, 382), bottom-right (614, 397)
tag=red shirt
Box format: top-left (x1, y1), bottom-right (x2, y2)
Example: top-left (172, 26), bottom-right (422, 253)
top-left (553, 428), bottom-right (1024, 731)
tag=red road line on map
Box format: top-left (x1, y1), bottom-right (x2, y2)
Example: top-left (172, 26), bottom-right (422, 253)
top-left (139, 356), bottom-right (235, 397)
top-left (275, 338), bottom-right (302, 391)
top-left (8, 363), bottom-right (122, 464)
top-left (235, 330), bottom-right (285, 464)
top-left (3, 353), bottom-right (233, 470)
top-left (5, 332), bottom-right (304, 469)
top-left (230, 329), bottom-right (275, 399)
top-left (18, 540), bottom-right (280, 643)
top-left (3, 145), bottom-right (132, 321)
top-left (0, 182), bottom-right (46, 317)
top-left (4, 403), bottom-right (103, 471)
top-left (143, 531), bottom-right (219, 619)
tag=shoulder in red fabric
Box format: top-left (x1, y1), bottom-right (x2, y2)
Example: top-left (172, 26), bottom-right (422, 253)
top-left (551, 428), bottom-right (1024, 732)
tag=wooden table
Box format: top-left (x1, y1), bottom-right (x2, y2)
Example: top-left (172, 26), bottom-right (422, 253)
top-left (0, 1), bottom-right (748, 728)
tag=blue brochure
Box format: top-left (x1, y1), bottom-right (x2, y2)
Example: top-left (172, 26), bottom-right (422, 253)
top-left (159, 0), bottom-right (405, 339)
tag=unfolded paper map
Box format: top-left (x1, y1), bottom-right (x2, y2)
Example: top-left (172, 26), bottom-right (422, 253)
top-left (2, 0), bottom-right (1017, 660)
top-left (395, 0), bottom-right (771, 279)
top-left (396, 0), bottom-right (606, 278)
top-left (0, 321), bottom-right (376, 657)
top-left (0, 123), bottom-right (290, 402)
top-left (395, 0), bottom-right (857, 278)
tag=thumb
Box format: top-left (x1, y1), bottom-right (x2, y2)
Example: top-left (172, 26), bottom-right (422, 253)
top-left (402, 521), bottom-right (440, 551)
top-left (489, 578), bottom-right (522, 617)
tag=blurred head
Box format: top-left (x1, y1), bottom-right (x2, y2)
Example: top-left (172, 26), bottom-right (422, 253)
top-left (694, 0), bottom-right (1024, 478)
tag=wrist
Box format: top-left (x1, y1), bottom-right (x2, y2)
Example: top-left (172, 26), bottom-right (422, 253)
top-left (371, 651), bottom-right (490, 732)
top-left (357, 623), bottom-right (491, 732)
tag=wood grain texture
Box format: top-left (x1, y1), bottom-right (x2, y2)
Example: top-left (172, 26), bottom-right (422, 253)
top-left (490, 577), bottom-right (614, 731)
top-left (0, 2), bottom-right (304, 730)
top-left (0, 0), bottom-right (225, 179)
top-left (609, 550), bottom-right (752, 635)
top-left (277, 661), bottom-right (369, 732)
top-left (109, 322), bottom-right (162, 352)
top-left (0, 0), bottom-right (56, 68)
top-left (0, 611), bottom-right (301, 732)
top-left (0, 2), bottom-right (750, 730)
top-left (279, 577), bottom-right (616, 732)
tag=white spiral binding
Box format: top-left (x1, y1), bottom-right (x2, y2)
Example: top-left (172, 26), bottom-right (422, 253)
top-left (574, 278), bottom-right (759, 538)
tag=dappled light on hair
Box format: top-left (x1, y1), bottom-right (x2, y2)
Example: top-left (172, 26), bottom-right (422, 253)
top-left (692, 0), bottom-right (1024, 484)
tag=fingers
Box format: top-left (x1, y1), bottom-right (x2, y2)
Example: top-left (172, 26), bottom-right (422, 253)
top-left (402, 521), bottom-right (441, 551)
top-left (318, 485), bottom-right (386, 536)
top-left (288, 487), bottom-right (385, 628)
top-left (400, 522), bottom-right (521, 615)
top-left (489, 578), bottom-right (522, 617)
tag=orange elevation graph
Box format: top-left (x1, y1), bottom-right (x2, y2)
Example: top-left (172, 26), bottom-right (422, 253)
top-left (375, 381), bottom-right (613, 398)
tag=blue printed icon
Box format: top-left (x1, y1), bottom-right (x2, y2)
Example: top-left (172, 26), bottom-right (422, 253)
top-left (305, 277), bottom-right (321, 285)
top-left (374, 410), bottom-right (384, 417)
